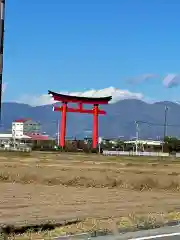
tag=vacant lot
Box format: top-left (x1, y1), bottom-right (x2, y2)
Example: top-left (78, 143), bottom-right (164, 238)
top-left (1, 152), bottom-right (180, 238)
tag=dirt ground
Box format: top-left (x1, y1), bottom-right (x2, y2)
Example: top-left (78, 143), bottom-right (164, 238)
top-left (1, 152), bottom-right (180, 237)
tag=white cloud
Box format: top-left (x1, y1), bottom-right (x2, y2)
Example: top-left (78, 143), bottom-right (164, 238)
top-left (163, 74), bottom-right (180, 88)
top-left (127, 73), bottom-right (180, 88)
top-left (15, 87), bottom-right (144, 106)
top-left (127, 73), bottom-right (158, 84)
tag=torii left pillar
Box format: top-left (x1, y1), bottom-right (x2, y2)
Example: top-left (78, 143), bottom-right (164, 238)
top-left (60, 102), bottom-right (67, 148)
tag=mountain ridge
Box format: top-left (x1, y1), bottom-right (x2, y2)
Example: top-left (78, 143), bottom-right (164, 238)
top-left (4, 99), bottom-right (180, 107)
top-left (1, 99), bottom-right (180, 139)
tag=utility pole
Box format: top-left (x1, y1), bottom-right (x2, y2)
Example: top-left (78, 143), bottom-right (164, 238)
top-left (0, 0), bottom-right (5, 120)
top-left (57, 120), bottom-right (59, 146)
top-left (162, 105), bottom-right (168, 152)
top-left (163, 106), bottom-right (168, 140)
top-left (135, 121), bottom-right (139, 154)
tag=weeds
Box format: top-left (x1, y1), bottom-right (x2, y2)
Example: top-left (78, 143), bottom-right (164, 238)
top-left (0, 173), bottom-right (11, 182)
top-left (131, 178), bottom-right (159, 191)
top-left (5, 212), bottom-right (180, 239)
top-left (0, 170), bottom-right (179, 192)
top-left (168, 172), bottom-right (179, 176)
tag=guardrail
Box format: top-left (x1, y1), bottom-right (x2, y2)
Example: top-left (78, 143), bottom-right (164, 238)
top-left (102, 150), bottom-right (170, 157)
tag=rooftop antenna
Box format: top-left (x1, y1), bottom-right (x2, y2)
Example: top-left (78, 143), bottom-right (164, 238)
top-left (0, 0), bottom-right (5, 121)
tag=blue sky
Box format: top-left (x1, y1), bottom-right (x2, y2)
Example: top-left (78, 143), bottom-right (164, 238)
top-left (3, 0), bottom-right (180, 104)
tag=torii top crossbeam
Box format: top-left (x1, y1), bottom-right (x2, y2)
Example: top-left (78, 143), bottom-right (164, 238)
top-left (48, 90), bottom-right (112, 104)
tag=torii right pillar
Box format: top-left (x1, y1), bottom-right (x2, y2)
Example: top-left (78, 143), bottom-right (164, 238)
top-left (93, 104), bottom-right (99, 149)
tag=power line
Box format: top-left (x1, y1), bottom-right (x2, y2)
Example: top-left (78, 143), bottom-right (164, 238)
top-left (136, 120), bottom-right (180, 128)
top-left (0, 0), bottom-right (5, 121)
top-left (163, 106), bottom-right (168, 139)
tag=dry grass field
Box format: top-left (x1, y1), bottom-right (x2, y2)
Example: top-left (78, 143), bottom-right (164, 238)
top-left (1, 152), bottom-right (180, 238)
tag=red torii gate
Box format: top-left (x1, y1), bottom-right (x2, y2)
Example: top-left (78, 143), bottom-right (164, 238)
top-left (48, 90), bottom-right (112, 149)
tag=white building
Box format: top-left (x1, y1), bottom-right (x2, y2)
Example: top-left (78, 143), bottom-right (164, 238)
top-left (12, 118), bottom-right (41, 138)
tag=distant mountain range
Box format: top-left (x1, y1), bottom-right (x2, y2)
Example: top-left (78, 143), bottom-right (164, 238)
top-left (1, 100), bottom-right (180, 139)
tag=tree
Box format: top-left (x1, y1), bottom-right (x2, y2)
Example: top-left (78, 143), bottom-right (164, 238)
top-left (164, 136), bottom-right (180, 153)
top-left (115, 140), bottom-right (125, 151)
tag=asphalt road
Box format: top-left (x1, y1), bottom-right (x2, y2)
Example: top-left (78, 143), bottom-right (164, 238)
top-left (55, 224), bottom-right (180, 239)
top-left (99, 225), bottom-right (180, 240)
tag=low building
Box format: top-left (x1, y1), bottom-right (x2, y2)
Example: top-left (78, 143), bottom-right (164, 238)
top-left (0, 133), bottom-right (31, 142)
top-left (124, 139), bottom-right (163, 152)
top-left (26, 133), bottom-right (55, 149)
top-left (0, 133), bottom-right (32, 150)
top-left (0, 119), bottom-right (55, 150)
